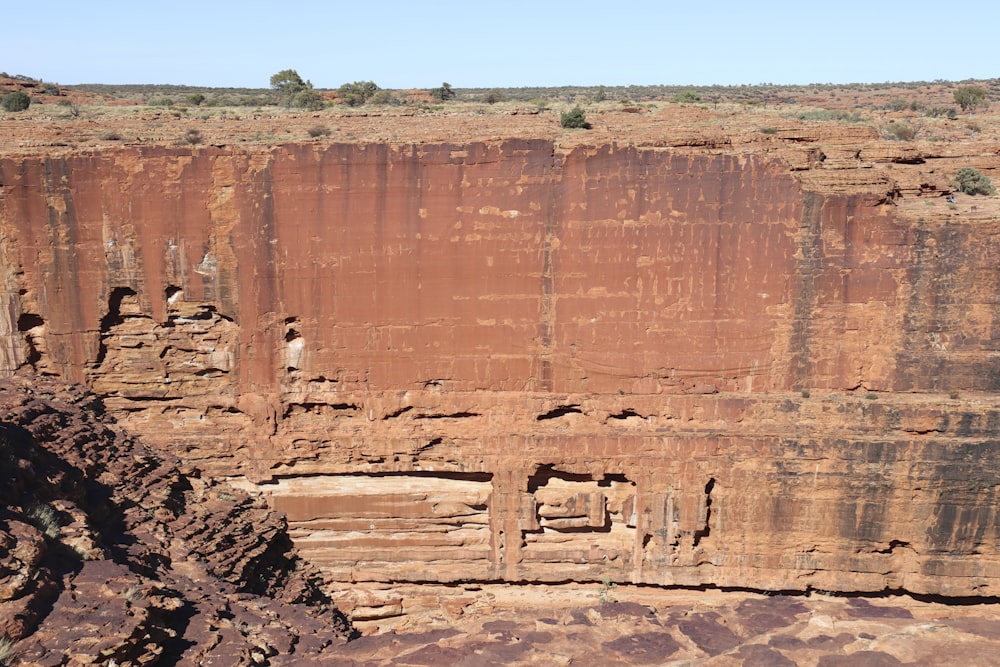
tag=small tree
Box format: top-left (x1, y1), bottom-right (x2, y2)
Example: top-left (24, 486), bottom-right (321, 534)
top-left (952, 167), bottom-right (996, 195)
top-left (1, 90), bottom-right (31, 112)
top-left (560, 106), bottom-right (591, 129)
top-left (186, 93), bottom-right (206, 106)
top-left (430, 82), bottom-right (455, 101)
top-left (953, 85), bottom-right (987, 113)
top-left (337, 81), bottom-right (379, 106)
top-left (270, 69), bottom-right (307, 106)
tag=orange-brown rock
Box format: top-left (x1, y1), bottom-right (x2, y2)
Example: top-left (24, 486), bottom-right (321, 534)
top-left (3, 108), bottom-right (1000, 602)
top-left (0, 377), bottom-right (355, 662)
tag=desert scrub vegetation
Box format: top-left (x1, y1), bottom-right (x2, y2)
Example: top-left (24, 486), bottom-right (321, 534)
top-left (885, 98), bottom-right (922, 112)
top-left (481, 89), bottom-right (505, 104)
top-left (952, 167), bottom-right (996, 196)
top-left (26, 502), bottom-right (62, 538)
top-left (0, 636), bottom-right (18, 667)
top-left (883, 122), bottom-right (916, 141)
top-left (429, 82), bottom-right (455, 101)
top-left (671, 90), bottom-right (701, 103)
top-left (953, 85), bottom-right (987, 113)
top-left (796, 109), bottom-right (865, 123)
top-left (1, 90), bottom-right (31, 112)
top-left (560, 106), bottom-right (591, 129)
top-left (337, 81), bottom-right (379, 107)
top-left (307, 124), bottom-right (330, 138)
top-left (182, 129), bottom-right (203, 145)
top-left (270, 69), bottom-right (326, 109)
top-left (924, 106), bottom-right (958, 119)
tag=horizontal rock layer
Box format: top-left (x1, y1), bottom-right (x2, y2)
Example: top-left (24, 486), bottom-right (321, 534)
top-left (2, 141), bottom-right (1000, 596)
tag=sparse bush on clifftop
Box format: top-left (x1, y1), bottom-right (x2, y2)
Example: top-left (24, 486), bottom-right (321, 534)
top-left (430, 82), bottom-right (455, 101)
top-left (953, 85), bottom-right (987, 113)
top-left (270, 69), bottom-right (307, 107)
top-left (292, 88), bottom-right (324, 110)
top-left (560, 106), bottom-right (591, 129)
top-left (671, 90), bottom-right (701, 103)
top-left (482, 89), bottom-right (504, 104)
top-left (337, 81), bottom-right (379, 107)
top-left (952, 167), bottom-right (996, 196)
top-left (1, 90), bottom-right (31, 112)
top-left (884, 122), bottom-right (916, 141)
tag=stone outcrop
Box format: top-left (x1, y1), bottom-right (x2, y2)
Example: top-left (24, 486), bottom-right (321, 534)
top-left (2, 132), bottom-right (1000, 599)
top-left (0, 377), bottom-right (354, 663)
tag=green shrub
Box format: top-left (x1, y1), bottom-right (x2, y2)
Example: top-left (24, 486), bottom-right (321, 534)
top-left (953, 85), bottom-right (987, 113)
top-left (292, 88), bottom-right (324, 110)
top-left (560, 106), bottom-right (591, 129)
top-left (270, 69), bottom-right (307, 106)
top-left (1, 91), bottom-right (31, 112)
top-left (187, 93), bottom-right (205, 106)
top-left (482, 89), bottom-right (504, 104)
top-left (369, 89), bottom-right (401, 105)
top-left (671, 90), bottom-right (701, 103)
top-left (796, 109), bottom-right (864, 122)
top-left (952, 167), bottom-right (996, 195)
top-left (925, 106), bottom-right (958, 120)
top-left (338, 81), bottom-right (379, 106)
top-left (429, 82), bottom-right (455, 101)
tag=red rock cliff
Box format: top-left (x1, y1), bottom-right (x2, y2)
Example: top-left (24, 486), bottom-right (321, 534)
top-left (2, 141), bottom-right (1000, 597)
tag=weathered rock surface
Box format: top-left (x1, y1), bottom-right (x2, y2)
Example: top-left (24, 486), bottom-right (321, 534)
top-left (0, 377), bottom-right (354, 664)
top-left (2, 113), bottom-right (1000, 600)
top-left (319, 583), bottom-right (1000, 666)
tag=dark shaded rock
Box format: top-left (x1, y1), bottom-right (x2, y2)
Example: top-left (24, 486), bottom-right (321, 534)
top-left (806, 633), bottom-right (854, 650)
top-left (948, 617), bottom-right (1000, 638)
top-left (818, 651), bottom-right (905, 667)
top-left (596, 601), bottom-right (658, 619)
top-left (678, 611), bottom-right (741, 656)
top-left (0, 378), bottom-right (355, 662)
top-left (846, 598), bottom-right (914, 619)
top-left (740, 643), bottom-right (797, 667)
top-left (602, 631), bottom-right (681, 664)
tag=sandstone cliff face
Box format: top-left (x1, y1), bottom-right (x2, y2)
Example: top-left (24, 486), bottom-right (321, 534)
top-left (2, 140), bottom-right (1000, 597)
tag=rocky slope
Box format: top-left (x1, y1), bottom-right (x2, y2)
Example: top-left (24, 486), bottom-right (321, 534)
top-left (0, 377), bottom-right (354, 665)
top-left (2, 98), bottom-right (1000, 603)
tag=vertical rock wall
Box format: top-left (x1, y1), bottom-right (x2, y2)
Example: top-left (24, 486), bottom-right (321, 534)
top-left (2, 141), bottom-right (1000, 595)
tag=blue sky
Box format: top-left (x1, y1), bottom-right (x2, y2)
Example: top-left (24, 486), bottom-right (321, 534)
top-left (5, 1), bottom-right (997, 88)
